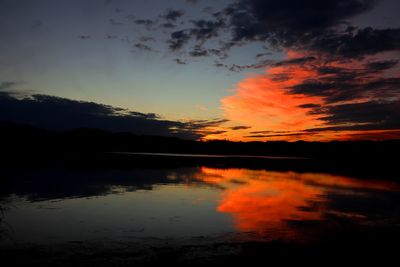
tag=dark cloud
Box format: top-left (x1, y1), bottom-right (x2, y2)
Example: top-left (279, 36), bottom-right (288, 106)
top-left (168, 30), bottom-right (191, 50)
top-left (309, 27), bottom-right (400, 58)
top-left (174, 58), bottom-right (186, 65)
top-left (202, 7), bottom-right (214, 14)
top-left (189, 46), bottom-right (209, 57)
top-left (249, 130), bottom-right (291, 134)
top-left (219, 54), bottom-right (316, 73)
top-left (162, 9), bottom-right (184, 22)
top-left (106, 34), bottom-right (118, 39)
top-left (139, 36), bottom-right (155, 42)
top-left (134, 19), bottom-right (155, 27)
top-left (365, 60), bottom-right (398, 71)
top-left (133, 43), bottom-right (157, 52)
top-left (158, 0), bottom-right (400, 63)
top-left (207, 48), bottom-right (228, 59)
top-left (161, 22), bottom-right (176, 29)
top-left (249, 130), bottom-right (274, 134)
top-left (165, 18), bottom-right (225, 53)
top-left (301, 76), bottom-right (399, 104)
top-left (244, 132), bottom-right (316, 138)
top-left (185, 118), bottom-right (229, 128)
top-left (226, 0), bottom-right (376, 41)
top-left (230, 126), bottom-right (251, 130)
top-left (287, 59), bottom-right (400, 104)
top-left (317, 100), bottom-right (400, 129)
top-left (0, 93), bottom-right (227, 140)
top-left (274, 56), bottom-right (316, 66)
top-left (189, 19), bottom-right (225, 41)
top-left (214, 59), bottom-right (275, 72)
top-left (216, 56), bottom-right (316, 73)
top-left (119, 0), bottom-right (399, 78)
top-left (255, 52), bottom-right (272, 58)
top-left (298, 104), bottom-right (321, 109)
top-left (289, 80), bottom-right (337, 97)
top-left (0, 81), bottom-right (19, 91)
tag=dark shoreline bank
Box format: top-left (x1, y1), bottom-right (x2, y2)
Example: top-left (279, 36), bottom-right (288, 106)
top-left (2, 150), bottom-right (399, 182)
top-left (1, 224), bottom-right (399, 266)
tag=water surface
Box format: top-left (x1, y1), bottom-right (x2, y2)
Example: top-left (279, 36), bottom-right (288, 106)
top-left (1, 165), bottom-right (399, 245)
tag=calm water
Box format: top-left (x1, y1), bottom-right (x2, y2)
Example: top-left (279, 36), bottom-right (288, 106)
top-left (115, 152), bottom-right (310, 160)
top-left (1, 164), bottom-right (399, 246)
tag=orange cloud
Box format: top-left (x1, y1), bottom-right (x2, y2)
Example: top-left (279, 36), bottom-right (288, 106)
top-left (212, 50), bottom-right (400, 142)
top-left (221, 63), bottom-right (324, 133)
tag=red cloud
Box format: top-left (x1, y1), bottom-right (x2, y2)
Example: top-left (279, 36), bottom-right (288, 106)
top-left (214, 50), bottom-right (400, 141)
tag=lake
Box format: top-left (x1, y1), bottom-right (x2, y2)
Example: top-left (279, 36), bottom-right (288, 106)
top-left (1, 156), bottom-right (399, 248)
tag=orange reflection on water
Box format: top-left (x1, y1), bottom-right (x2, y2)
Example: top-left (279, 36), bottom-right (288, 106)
top-left (196, 167), bottom-right (398, 234)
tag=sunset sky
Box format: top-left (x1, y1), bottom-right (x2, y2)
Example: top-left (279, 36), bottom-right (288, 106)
top-left (1, 0), bottom-right (399, 141)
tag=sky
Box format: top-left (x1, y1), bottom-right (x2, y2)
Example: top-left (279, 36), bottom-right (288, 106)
top-left (0, 0), bottom-right (399, 141)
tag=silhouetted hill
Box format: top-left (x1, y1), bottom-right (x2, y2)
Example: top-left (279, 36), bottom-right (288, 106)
top-left (2, 121), bottom-right (400, 159)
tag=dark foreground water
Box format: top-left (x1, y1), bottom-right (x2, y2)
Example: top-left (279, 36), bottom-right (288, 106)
top-left (1, 155), bottom-right (400, 265)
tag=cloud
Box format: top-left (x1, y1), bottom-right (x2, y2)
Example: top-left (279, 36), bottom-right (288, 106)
top-left (189, 19), bottom-right (225, 41)
top-left (0, 92), bottom-right (227, 140)
top-left (218, 49), bottom-right (400, 141)
top-left (364, 60), bottom-right (398, 71)
top-left (308, 27), bottom-right (400, 58)
top-left (221, 54), bottom-right (325, 134)
top-left (161, 22), bottom-right (176, 29)
top-left (127, 0), bottom-right (400, 141)
top-left (274, 56), bottom-right (316, 66)
top-left (0, 81), bottom-right (19, 91)
top-left (154, 0), bottom-right (398, 65)
top-left (317, 100), bottom-right (400, 129)
top-left (189, 46), bottom-right (209, 57)
top-left (214, 59), bottom-right (275, 72)
top-left (133, 19), bottom-right (156, 29)
top-left (162, 9), bottom-right (185, 22)
top-left (286, 54), bottom-right (400, 104)
top-left (121, 0), bottom-right (399, 75)
top-left (117, 1), bottom-right (399, 141)
top-left (132, 43), bottom-right (157, 52)
top-left (168, 30), bottom-right (191, 50)
top-left (174, 58), bottom-right (186, 65)
top-left (165, 18), bottom-right (225, 54)
top-left (139, 36), bottom-right (155, 42)
top-left (106, 34), bottom-right (118, 39)
top-left (230, 126), bottom-right (251, 130)
top-left (256, 52), bottom-right (272, 58)
top-left (225, 0), bottom-right (376, 40)
top-left (79, 35), bottom-right (91, 39)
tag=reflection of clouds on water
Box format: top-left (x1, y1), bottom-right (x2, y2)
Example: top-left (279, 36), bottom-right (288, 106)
top-left (195, 167), bottom-right (400, 235)
top-left (0, 166), bottom-right (399, 243)
top-left (0, 168), bottom-right (200, 201)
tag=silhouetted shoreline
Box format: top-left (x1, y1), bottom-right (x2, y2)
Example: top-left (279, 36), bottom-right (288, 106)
top-left (1, 122), bottom-right (399, 180)
top-left (1, 225), bottom-right (399, 266)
